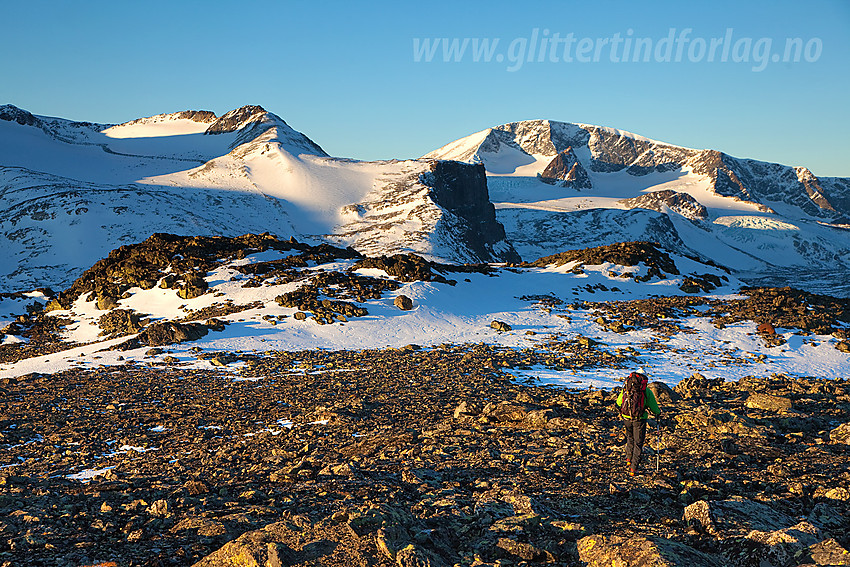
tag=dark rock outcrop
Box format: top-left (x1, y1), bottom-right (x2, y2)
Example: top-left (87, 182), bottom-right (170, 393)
top-left (204, 105), bottom-right (327, 155)
top-left (539, 147), bottom-right (592, 189)
top-left (426, 160), bottom-right (521, 263)
top-left (0, 104), bottom-right (41, 127)
top-left (46, 233), bottom-right (354, 311)
top-left (524, 241), bottom-right (680, 280)
top-left (619, 189), bottom-right (708, 220)
top-left (204, 105), bottom-right (271, 135)
top-left (137, 320), bottom-right (210, 346)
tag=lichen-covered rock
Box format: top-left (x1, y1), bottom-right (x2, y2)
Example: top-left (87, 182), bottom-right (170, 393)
top-left (674, 373), bottom-right (725, 399)
top-left (495, 537), bottom-right (555, 562)
top-left (394, 295), bottom-right (414, 311)
top-left (745, 392), bottom-right (792, 412)
top-left (674, 408), bottom-right (769, 439)
top-left (96, 294), bottom-right (119, 311)
top-left (482, 401), bottom-right (529, 422)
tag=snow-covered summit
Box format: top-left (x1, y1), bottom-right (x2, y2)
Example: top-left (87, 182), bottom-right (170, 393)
top-left (0, 105), bottom-right (517, 291)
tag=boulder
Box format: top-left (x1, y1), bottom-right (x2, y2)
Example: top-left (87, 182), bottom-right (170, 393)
top-left (490, 320), bottom-right (512, 332)
top-left (178, 276), bottom-right (208, 300)
top-left (683, 497), bottom-right (797, 537)
top-left (745, 392), bottom-right (792, 412)
top-left (577, 534), bottom-right (724, 567)
top-left (482, 401), bottom-right (529, 422)
top-left (674, 373), bottom-right (724, 399)
top-left (193, 516), bottom-right (366, 567)
top-left (98, 309), bottom-right (145, 337)
top-left (744, 521), bottom-right (822, 567)
top-left (96, 294), bottom-right (119, 310)
top-left (799, 538), bottom-right (850, 566)
top-left (757, 322), bottom-right (776, 335)
top-left (523, 408), bottom-right (555, 427)
top-left (648, 381), bottom-right (680, 404)
top-left (395, 544), bottom-right (444, 567)
top-left (394, 295), bottom-right (414, 311)
top-left (138, 321), bottom-right (209, 346)
top-left (495, 537), bottom-right (555, 562)
top-left (829, 422), bottom-right (850, 444)
top-left (453, 401), bottom-right (480, 419)
top-left (674, 408), bottom-right (769, 439)
top-left (808, 502), bottom-right (847, 530)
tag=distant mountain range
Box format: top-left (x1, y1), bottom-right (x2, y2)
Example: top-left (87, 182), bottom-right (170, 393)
top-left (426, 119), bottom-right (850, 294)
top-left (2, 105), bottom-right (849, 295)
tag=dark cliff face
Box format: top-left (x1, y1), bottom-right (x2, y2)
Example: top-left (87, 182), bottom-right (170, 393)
top-left (427, 160), bottom-right (521, 263)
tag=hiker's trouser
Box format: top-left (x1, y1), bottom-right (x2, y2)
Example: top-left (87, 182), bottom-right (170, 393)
top-left (623, 419), bottom-right (647, 469)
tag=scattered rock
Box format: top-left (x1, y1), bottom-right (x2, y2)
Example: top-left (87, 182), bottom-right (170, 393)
top-left (394, 295), bottom-right (414, 311)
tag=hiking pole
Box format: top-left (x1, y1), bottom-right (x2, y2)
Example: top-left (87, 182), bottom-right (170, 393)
top-left (655, 420), bottom-right (660, 472)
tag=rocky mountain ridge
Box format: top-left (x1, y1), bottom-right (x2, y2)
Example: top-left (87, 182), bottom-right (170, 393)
top-left (426, 119), bottom-right (850, 221)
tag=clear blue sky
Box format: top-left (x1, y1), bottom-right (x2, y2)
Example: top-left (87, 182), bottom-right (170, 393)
top-left (2, 0), bottom-right (848, 176)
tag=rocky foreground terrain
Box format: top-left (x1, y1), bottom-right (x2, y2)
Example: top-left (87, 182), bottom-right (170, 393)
top-left (2, 345), bottom-right (849, 567)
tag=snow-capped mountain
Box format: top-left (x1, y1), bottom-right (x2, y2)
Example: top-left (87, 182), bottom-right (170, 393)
top-left (425, 120), bottom-right (850, 294)
top-left (0, 105), bottom-right (517, 290)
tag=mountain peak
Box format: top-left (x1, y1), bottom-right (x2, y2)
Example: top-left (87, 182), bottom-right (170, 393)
top-left (205, 105), bottom-right (272, 135)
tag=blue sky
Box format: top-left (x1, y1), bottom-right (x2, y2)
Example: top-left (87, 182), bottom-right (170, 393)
top-left (2, 0), bottom-right (848, 175)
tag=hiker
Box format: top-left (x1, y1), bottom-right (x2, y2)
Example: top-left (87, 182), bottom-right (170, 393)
top-left (616, 368), bottom-right (660, 476)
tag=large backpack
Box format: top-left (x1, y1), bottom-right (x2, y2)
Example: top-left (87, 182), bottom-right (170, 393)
top-left (620, 372), bottom-right (648, 418)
